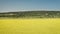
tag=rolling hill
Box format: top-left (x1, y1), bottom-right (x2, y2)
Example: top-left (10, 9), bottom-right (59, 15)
top-left (0, 11), bottom-right (60, 18)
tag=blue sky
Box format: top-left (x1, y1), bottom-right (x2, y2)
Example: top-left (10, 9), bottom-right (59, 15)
top-left (0, 0), bottom-right (60, 12)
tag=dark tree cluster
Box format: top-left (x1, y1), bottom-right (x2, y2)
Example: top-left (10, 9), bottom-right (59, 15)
top-left (0, 11), bottom-right (60, 18)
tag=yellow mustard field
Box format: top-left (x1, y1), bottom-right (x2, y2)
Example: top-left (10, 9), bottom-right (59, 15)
top-left (0, 18), bottom-right (60, 34)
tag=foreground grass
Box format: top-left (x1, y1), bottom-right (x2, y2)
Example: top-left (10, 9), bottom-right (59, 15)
top-left (0, 18), bottom-right (60, 34)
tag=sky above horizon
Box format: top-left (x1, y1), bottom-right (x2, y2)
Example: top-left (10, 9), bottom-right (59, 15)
top-left (0, 0), bottom-right (60, 12)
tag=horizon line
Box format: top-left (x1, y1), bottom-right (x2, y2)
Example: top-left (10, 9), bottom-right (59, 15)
top-left (0, 9), bottom-right (60, 13)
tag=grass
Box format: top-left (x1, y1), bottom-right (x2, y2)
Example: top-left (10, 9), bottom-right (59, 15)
top-left (0, 18), bottom-right (60, 34)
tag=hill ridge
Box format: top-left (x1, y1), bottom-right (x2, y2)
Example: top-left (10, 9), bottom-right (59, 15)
top-left (0, 11), bottom-right (60, 18)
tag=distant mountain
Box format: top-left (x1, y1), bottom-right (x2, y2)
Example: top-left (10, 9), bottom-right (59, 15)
top-left (0, 11), bottom-right (60, 18)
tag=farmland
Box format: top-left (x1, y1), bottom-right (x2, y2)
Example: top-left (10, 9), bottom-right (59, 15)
top-left (0, 18), bottom-right (60, 34)
top-left (0, 11), bottom-right (60, 34)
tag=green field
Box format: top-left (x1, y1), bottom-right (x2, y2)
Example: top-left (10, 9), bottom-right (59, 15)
top-left (0, 18), bottom-right (60, 34)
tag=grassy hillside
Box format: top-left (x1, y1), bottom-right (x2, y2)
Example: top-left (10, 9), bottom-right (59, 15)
top-left (0, 11), bottom-right (60, 18)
